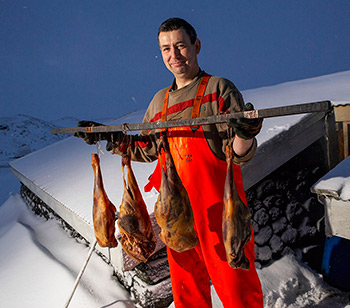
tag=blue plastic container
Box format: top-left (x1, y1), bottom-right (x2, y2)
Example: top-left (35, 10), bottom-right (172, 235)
top-left (321, 236), bottom-right (350, 291)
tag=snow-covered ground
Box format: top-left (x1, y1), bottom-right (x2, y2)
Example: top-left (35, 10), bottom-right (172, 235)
top-left (1, 71), bottom-right (350, 307)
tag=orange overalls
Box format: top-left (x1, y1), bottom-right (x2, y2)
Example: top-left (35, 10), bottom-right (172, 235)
top-left (145, 75), bottom-right (263, 308)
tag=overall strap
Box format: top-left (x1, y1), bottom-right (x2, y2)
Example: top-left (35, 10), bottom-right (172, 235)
top-left (191, 74), bottom-right (210, 119)
top-left (161, 86), bottom-right (172, 122)
top-left (161, 73), bottom-right (211, 123)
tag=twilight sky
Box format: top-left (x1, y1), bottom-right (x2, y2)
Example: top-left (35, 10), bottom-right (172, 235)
top-left (1, 0), bottom-right (350, 121)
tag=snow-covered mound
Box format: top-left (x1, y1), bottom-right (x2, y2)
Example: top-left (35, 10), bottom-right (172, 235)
top-left (258, 254), bottom-right (350, 308)
top-left (0, 114), bottom-right (80, 166)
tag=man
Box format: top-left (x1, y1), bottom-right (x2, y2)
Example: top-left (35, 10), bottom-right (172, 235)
top-left (77, 18), bottom-right (263, 308)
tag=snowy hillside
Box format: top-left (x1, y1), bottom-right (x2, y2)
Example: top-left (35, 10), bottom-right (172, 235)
top-left (0, 114), bottom-right (80, 166)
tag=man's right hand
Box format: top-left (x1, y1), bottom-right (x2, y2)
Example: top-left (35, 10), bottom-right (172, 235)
top-left (74, 121), bottom-right (123, 149)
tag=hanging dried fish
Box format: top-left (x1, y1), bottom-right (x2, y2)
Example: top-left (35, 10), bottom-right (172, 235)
top-left (154, 134), bottom-right (198, 252)
top-left (118, 154), bottom-right (157, 263)
top-left (91, 154), bottom-right (118, 248)
top-left (222, 142), bottom-right (252, 270)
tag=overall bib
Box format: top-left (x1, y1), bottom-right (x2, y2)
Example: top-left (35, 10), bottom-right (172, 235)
top-left (145, 76), bottom-right (263, 308)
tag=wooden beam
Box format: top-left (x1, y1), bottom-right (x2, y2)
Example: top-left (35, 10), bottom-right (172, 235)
top-left (51, 101), bottom-right (331, 135)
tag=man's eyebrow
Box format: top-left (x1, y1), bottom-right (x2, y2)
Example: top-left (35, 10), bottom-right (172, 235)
top-left (160, 40), bottom-right (186, 48)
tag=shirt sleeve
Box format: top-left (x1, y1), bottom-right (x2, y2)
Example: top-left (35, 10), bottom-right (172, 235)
top-left (218, 79), bottom-right (258, 165)
top-left (110, 94), bottom-right (162, 162)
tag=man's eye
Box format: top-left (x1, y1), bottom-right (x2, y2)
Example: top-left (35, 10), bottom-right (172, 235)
top-left (177, 44), bottom-right (185, 49)
top-left (162, 47), bottom-right (170, 52)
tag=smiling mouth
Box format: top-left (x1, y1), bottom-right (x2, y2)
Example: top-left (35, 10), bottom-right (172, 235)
top-left (171, 61), bottom-right (185, 67)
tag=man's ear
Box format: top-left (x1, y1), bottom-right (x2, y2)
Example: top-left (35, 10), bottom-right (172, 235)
top-left (195, 38), bottom-right (201, 54)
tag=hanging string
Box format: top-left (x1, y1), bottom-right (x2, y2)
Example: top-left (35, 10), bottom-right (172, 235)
top-left (96, 134), bottom-right (105, 157)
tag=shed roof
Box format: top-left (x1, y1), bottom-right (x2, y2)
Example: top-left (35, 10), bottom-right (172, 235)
top-left (312, 156), bottom-right (350, 201)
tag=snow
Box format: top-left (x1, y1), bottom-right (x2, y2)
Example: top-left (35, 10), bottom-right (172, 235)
top-left (242, 70), bottom-right (350, 146)
top-left (313, 156), bottom-right (350, 201)
top-left (1, 71), bottom-right (350, 307)
top-left (0, 195), bottom-right (136, 308)
top-left (0, 114), bottom-right (69, 166)
top-left (9, 129), bottom-right (158, 229)
top-left (1, 193), bottom-right (349, 308)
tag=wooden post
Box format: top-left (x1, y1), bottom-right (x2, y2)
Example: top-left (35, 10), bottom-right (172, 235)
top-left (334, 105), bottom-right (350, 159)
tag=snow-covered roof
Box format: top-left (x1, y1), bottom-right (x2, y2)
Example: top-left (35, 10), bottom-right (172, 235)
top-left (242, 70), bottom-right (350, 146)
top-left (312, 155), bottom-right (350, 201)
top-left (9, 110), bottom-right (158, 228)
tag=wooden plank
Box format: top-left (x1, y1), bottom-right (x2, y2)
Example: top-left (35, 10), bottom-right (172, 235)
top-left (322, 197), bottom-right (350, 240)
top-left (334, 106), bottom-right (350, 158)
top-left (325, 110), bottom-right (340, 169)
top-left (51, 101), bottom-right (331, 135)
top-left (344, 122), bottom-right (350, 157)
top-left (334, 105), bottom-right (350, 122)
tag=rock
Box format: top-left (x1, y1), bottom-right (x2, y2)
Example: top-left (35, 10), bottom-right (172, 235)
top-left (281, 227), bottom-right (298, 244)
top-left (255, 245), bottom-right (272, 262)
top-left (253, 208), bottom-right (269, 226)
top-left (254, 261), bottom-right (262, 269)
top-left (251, 199), bottom-right (263, 211)
top-left (134, 253), bottom-right (170, 285)
top-left (262, 195), bottom-right (275, 208)
top-left (116, 268), bottom-right (173, 308)
top-left (269, 235), bottom-right (283, 254)
top-left (256, 180), bottom-right (275, 199)
top-left (281, 246), bottom-right (295, 256)
top-left (269, 207), bottom-right (281, 221)
top-left (255, 226), bottom-right (273, 246)
top-left (285, 202), bottom-right (299, 221)
top-left (252, 219), bottom-right (259, 234)
top-left (272, 217), bottom-right (287, 234)
top-left (131, 275), bottom-right (173, 308)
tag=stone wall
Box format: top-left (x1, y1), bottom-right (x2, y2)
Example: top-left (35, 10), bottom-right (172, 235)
top-left (247, 138), bottom-right (328, 271)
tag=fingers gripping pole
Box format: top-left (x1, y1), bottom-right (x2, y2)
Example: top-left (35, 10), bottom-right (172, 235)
top-left (64, 240), bottom-right (98, 308)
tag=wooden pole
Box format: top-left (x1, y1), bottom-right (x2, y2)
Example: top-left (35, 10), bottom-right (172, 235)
top-left (51, 101), bottom-right (331, 135)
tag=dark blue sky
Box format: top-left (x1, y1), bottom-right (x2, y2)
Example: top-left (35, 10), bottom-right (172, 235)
top-left (1, 0), bottom-right (350, 121)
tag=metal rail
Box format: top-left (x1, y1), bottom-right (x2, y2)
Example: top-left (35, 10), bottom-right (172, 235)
top-left (51, 100), bottom-right (331, 135)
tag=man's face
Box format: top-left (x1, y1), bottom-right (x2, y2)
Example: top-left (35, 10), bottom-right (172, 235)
top-left (158, 28), bottom-right (200, 82)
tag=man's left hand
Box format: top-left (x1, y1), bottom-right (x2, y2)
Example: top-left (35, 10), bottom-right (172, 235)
top-left (74, 120), bottom-right (123, 149)
top-left (227, 103), bottom-right (263, 140)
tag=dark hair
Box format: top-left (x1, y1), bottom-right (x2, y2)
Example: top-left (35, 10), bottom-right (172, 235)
top-left (158, 18), bottom-right (197, 44)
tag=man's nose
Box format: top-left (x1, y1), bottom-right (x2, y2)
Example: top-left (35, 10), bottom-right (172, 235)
top-left (170, 47), bottom-right (180, 58)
